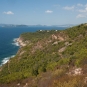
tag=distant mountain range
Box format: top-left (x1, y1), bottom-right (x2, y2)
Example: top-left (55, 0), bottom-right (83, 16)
top-left (0, 24), bottom-right (28, 28)
top-left (0, 24), bottom-right (76, 28)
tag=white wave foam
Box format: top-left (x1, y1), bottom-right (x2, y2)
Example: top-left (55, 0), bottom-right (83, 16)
top-left (0, 55), bottom-right (15, 66)
top-left (12, 42), bottom-right (19, 46)
top-left (12, 38), bottom-right (20, 46)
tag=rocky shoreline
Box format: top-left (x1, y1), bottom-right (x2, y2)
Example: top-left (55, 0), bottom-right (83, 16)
top-left (16, 37), bottom-right (26, 47)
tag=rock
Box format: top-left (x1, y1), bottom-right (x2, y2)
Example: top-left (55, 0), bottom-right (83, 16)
top-left (65, 42), bottom-right (72, 46)
top-left (74, 68), bottom-right (82, 75)
top-left (52, 33), bottom-right (65, 41)
top-left (16, 38), bottom-right (26, 47)
top-left (52, 41), bottom-right (58, 45)
top-left (19, 51), bottom-right (25, 56)
top-left (57, 35), bottom-right (64, 41)
top-left (17, 83), bottom-right (20, 86)
top-left (52, 34), bottom-right (57, 40)
top-left (68, 67), bottom-right (83, 76)
top-left (58, 47), bottom-right (66, 53)
top-left (65, 42), bottom-right (69, 46)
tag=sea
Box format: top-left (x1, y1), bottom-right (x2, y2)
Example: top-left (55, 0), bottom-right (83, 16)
top-left (0, 26), bottom-right (68, 66)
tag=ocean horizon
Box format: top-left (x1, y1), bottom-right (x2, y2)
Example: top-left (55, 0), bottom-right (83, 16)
top-left (0, 26), bottom-right (68, 66)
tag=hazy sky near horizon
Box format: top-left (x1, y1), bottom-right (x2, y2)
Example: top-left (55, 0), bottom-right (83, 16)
top-left (0, 0), bottom-right (87, 25)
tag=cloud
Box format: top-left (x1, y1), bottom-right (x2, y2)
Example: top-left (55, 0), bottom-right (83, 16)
top-left (76, 4), bottom-right (87, 18)
top-left (45, 10), bottom-right (53, 13)
top-left (78, 7), bottom-right (87, 13)
top-left (63, 6), bottom-right (75, 10)
top-left (3, 11), bottom-right (14, 15)
top-left (76, 14), bottom-right (86, 18)
top-left (77, 3), bottom-right (83, 7)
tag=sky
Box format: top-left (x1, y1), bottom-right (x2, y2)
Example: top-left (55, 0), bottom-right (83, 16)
top-left (0, 0), bottom-right (87, 25)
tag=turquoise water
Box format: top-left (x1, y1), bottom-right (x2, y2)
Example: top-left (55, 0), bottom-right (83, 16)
top-left (0, 26), bottom-right (67, 65)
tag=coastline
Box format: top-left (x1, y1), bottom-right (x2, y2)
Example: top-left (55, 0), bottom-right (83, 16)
top-left (16, 37), bottom-right (26, 47)
top-left (0, 37), bottom-right (26, 66)
top-left (0, 55), bottom-right (15, 66)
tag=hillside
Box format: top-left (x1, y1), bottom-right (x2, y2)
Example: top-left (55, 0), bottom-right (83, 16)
top-left (0, 24), bottom-right (87, 87)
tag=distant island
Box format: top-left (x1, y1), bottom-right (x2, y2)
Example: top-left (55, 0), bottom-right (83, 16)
top-left (0, 23), bottom-right (87, 87)
top-left (0, 24), bottom-right (76, 28)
